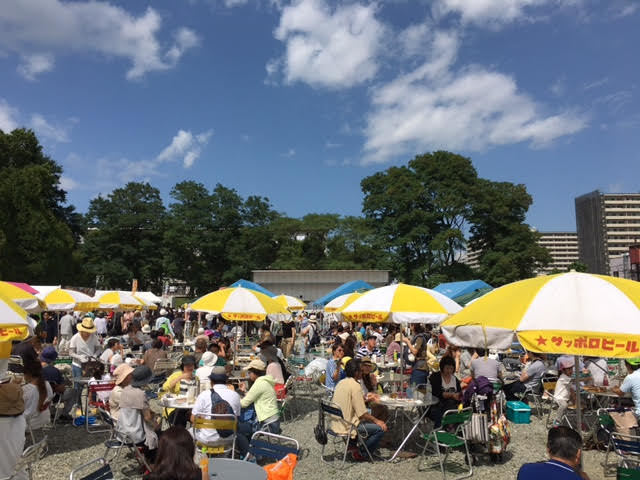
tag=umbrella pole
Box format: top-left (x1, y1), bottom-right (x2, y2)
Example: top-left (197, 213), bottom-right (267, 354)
top-left (574, 355), bottom-right (582, 439)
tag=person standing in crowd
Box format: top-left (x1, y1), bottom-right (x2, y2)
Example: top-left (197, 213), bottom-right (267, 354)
top-left (614, 357), bottom-right (640, 418)
top-left (42, 312), bottom-right (57, 344)
top-left (238, 359), bottom-right (280, 434)
top-left (553, 358), bottom-right (576, 426)
top-left (280, 317), bottom-right (296, 359)
top-left (69, 316), bottom-right (101, 404)
top-left (332, 358), bottom-right (387, 461)
top-left (94, 312), bottom-right (108, 338)
top-left (518, 426), bottom-right (590, 480)
top-left (326, 343), bottom-right (345, 391)
top-left (59, 310), bottom-right (77, 348)
top-left (404, 324), bottom-right (429, 386)
top-left (155, 309), bottom-right (175, 337)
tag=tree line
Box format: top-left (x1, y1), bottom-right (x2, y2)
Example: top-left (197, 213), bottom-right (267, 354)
top-left (0, 128), bottom-right (552, 295)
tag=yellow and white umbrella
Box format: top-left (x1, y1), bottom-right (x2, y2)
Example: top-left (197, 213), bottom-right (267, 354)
top-left (273, 294), bottom-right (306, 311)
top-left (190, 287), bottom-right (289, 321)
top-left (0, 281), bottom-right (45, 313)
top-left (441, 272), bottom-right (640, 358)
top-left (324, 292), bottom-right (362, 313)
top-left (38, 288), bottom-right (97, 311)
top-left (92, 290), bottom-right (146, 311)
top-left (340, 283), bottom-right (462, 324)
top-left (0, 292), bottom-right (31, 359)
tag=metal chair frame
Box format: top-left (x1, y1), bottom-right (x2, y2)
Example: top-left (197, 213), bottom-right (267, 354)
top-left (69, 457), bottom-right (113, 480)
top-left (97, 407), bottom-right (152, 473)
top-left (245, 430), bottom-right (300, 463)
top-left (85, 380), bottom-right (115, 433)
top-left (1, 436), bottom-right (48, 480)
top-left (319, 400), bottom-right (374, 468)
top-left (192, 413), bottom-right (238, 459)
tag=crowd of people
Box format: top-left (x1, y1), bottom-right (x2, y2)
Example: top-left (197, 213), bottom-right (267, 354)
top-left (2, 305), bottom-right (640, 479)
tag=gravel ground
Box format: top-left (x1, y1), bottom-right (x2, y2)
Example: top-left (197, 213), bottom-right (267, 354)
top-left (32, 387), bottom-right (612, 480)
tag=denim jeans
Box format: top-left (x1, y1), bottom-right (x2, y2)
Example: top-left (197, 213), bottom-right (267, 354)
top-left (410, 368), bottom-right (428, 386)
top-left (72, 364), bottom-right (83, 405)
top-left (357, 422), bottom-right (384, 455)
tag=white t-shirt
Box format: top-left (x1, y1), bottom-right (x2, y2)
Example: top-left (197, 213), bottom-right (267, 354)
top-left (100, 348), bottom-right (115, 364)
top-left (69, 333), bottom-right (101, 367)
top-left (554, 373), bottom-right (573, 402)
top-left (192, 384), bottom-right (242, 444)
top-left (587, 358), bottom-right (608, 387)
top-left (22, 382), bottom-right (54, 430)
top-left (59, 314), bottom-right (76, 337)
top-left (0, 415), bottom-right (26, 479)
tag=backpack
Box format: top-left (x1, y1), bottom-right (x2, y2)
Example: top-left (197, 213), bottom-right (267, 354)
top-left (209, 390), bottom-right (235, 437)
top-left (308, 325), bottom-right (320, 348)
top-left (463, 375), bottom-right (494, 406)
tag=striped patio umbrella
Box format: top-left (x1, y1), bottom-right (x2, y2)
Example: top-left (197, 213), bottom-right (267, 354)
top-left (340, 283), bottom-right (462, 324)
top-left (38, 288), bottom-right (97, 311)
top-left (190, 287), bottom-right (289, 321)
top-left (273, 294), bottom-right (306, 311)
top-left (92, 290), bottom-right (146, 311)
top-left (323, 292), bottom-right (362, 313)
top-left (0, 281), bottom-right (45, 313)
top-left (0, 292), bottom-right (30, 344)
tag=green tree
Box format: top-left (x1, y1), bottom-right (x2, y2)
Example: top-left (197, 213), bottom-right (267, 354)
top-left (469, 180), bottom-right (551, 285)
top-left (567, 261), bottom-right (588, 272)
top-left (82, 182), bottom-right (166, 290)
top-left (0, 128), bottom-right (80, 283)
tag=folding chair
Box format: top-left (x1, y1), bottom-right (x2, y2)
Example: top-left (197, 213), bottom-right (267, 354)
top-left (152, 359), bottom-right (177, 377)
top-left (245, 431), bottom-right (300, 463)
top-left (419, 407), bottom-right (473, 480)
top-left (85, 380), bottom-right (115, 433)
top-left (277, 375), bottom-right (297, 421)
top-left (69, 457), bottom-right (114, 480)
top-left (1, 436), bottom-right (48, 480)
top-left (98, 408), bottom-right (152, 473)
top-left (192, 413), bottom-right (238, 459)
top-left (319, 400), bottom-right (374, 467)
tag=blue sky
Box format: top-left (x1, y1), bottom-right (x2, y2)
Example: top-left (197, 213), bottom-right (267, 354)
top-left (1, 0), bottom-right (638, 232)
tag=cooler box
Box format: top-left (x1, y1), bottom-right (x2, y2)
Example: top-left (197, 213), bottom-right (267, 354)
top-left (506, 401), bottom-right (531, 424)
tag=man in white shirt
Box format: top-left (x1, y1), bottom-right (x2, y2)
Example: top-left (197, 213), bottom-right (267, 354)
top-left (59, 311), bottom-right (76, 349)
top-left (94, 313), bottom-right (108, 337)
top-left (190, 366), bottom-right (243, 450)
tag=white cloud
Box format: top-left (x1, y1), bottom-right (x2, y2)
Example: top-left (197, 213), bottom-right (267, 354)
top-left (550, 77), bottom-right (565, 97)
top-left (325, 140), bottom-right (341, 148)
top-left (59, 176), bottom-right (79, 191)
top-left (362, 30), bottom-right (587, 164)
top-left (224, 0), bottom-right (249, 6)
top-left (0, 99), bottom-right (19, 132)
top-left (398, 22), bottom-right (432, 57)
top-left (433, 0), bottom-right (554, 26)
top-left (17, 53), bottom-right (54, 80)
top-left (281, 148), bottom-right (296, 157)
top-left (271, 0), bottom-right (386, 89)
top-left (30, 113), bottom-right (70, 142)
top-left (157, 129), bottom-right (213, 168)
top-left (0, 0), bottom-right (199, 80)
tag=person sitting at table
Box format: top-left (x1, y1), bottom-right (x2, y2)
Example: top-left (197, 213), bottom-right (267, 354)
top-left (109, 363), bottom-right (134, 420)
top-left (470, 348), bottom-right (505, 383)
top-left (613, 357), bottom-right (640, 419)
top-left (22, 360), bottom-right (54, 431)
top-left (0, 373), bottom-right (27, 480)
top-left (39, 346), bottom-right (74, 421)
top-left (553, 358), bottom-right (576, 426)
top-left (429, 355), bottom-right (462, 428)
top-left (207, 343), bottom-right (228, 367)
top-left (518, 426), bottom-right (590, 480)
top-left (332, 358), bottom-right (387, 461)
top-left (259, 342), bottom-right (285, 385)
top-left (326, 343), bottom-right (346, 391)
top-left (238, 359), bottom-right (280, 434)
top-left (356, 335), bottom-right (380, 359)
top-left (503, 351), bottom-right (546, 401)
top-left (100, 338), bottom-right (123, 367)
top-left (195, 351), bottom-right (218, 388)
top-left (144, 425), bottom-right (206, 480)
top-left (143, 339), bottom-right (168, 372)
top-left (163, 355), bottom-right (197, 427)
top-left (360, 357), bottom-right (389, 423)
top-left (190, 366), bottom-right (246, 457)
top-left (118, 366), bottom-right (159, 463)
top-left (217, 337), bottom-right (232, 360)
top-left (126, 323), bottom-right (145, 351)
top-left (343, 336), bottom-right (357, 359)
top-left (442, 344), bottom-right (462, 374)
top-left (584, 357), bottom-right (608, 387)
top-left (89, 362), bottom-right (113, 405)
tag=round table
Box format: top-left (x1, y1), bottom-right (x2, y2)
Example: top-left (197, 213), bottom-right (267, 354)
top-left (207, 458), bottom-right (266, 479)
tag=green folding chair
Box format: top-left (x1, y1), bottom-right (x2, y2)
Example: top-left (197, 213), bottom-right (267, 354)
top-left (420, 407), bottom-right (473, 480)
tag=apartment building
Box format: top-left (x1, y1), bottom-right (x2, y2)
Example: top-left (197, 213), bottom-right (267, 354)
top-left (537, 232), bottom-right (579, 274)
top-left (575, 190), bottom-right (640, 274)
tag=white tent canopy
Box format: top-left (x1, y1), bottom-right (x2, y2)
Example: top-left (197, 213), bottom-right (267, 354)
top-left (135, 291), bottom-right (162, 304)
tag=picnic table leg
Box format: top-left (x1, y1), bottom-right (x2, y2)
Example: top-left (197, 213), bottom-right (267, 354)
top-left (388, 406), bottom-right (431, 462)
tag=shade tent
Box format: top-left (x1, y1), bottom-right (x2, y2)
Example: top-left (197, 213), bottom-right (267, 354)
top-left (453, 287), bottom-right (493, 306)
top-left (229, 279), bottom-right (276, 298)
top-left (433, 280), bottom-right (492, 301)
top-left (135, 291), bottom-right (162, 304)
top-left (312, 280), bottom-right (374, 307)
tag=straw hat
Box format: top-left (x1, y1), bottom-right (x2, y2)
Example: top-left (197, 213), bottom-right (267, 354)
top-left (113, 364), bottom-right (134, 385)
top-left (77, 316), bottom-right (97, 333)
top-left (243, 359), bottom-right (266, 371)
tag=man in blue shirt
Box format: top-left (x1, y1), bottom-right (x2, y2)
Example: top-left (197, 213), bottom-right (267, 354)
top-left (518, 426), bottom-right (590, 480)
top-left (614, 357), bottom-right (640, 418)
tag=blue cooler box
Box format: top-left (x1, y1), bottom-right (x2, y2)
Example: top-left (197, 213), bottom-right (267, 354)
top-left (506, 401), bottom-right (531, 424)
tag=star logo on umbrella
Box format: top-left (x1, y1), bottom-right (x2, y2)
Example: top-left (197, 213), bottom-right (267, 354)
top-left (536, 335), bottom-right (547, 346)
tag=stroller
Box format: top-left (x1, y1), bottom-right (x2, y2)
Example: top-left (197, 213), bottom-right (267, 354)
top-left (463, 376), bottom-right (510, 463)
